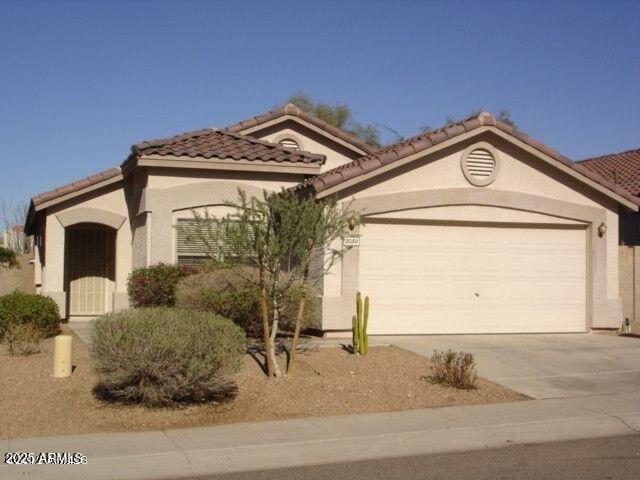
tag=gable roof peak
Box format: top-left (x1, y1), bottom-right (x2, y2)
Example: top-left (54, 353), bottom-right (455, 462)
top-left (297, 112), bottom-right (640, 209)
top-left (223, 103), bottom-right (377, 155)
top-left (126, 127), bottom-right (325, 165)
top-left (282, 102), bottom-right (301, 115)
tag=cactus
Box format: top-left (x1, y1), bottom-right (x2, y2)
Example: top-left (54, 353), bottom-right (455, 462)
top-left (352, 291), bottom-right (370, 355)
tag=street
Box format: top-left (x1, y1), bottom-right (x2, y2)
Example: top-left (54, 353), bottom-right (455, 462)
top-left (191, 435), bottom-right (640, 480)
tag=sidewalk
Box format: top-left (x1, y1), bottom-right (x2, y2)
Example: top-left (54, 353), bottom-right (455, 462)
top-left (3, 392), bottom-right (640, 480)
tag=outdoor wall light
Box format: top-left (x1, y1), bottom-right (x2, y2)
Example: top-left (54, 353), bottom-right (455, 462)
top-left (348, 218), bottom-right (356, 231)
top-left (597, 222), bottom-right (607, 237)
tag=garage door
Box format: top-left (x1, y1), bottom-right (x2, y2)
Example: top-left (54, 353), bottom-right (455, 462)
top-left (359, 221), bottom-right (586, 334)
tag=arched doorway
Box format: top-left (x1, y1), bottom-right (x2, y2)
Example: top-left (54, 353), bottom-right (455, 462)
top-left (64, 223), bottom-right (116, 316)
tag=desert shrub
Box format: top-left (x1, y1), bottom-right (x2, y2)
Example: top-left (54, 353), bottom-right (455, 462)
top-left (430, 349), bottom-right (478, 390)
top-left (0, 246), bottom-right (18, 269)
top-left (175, 267), bottom-right (320, 337)
top-left (127, 263), bottom-right (195, 308)
top-left (3, 323), bottom-right (44, 355)
top-left (0, 291), bottom-right (60, 339)
top-left (90, 307), bottom-right (245, 407)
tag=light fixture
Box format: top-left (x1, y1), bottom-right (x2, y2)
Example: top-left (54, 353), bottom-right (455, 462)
top-left (348, 218), bottom-right (356, 231)
top-left (597, 222), bottom-right (607, 237)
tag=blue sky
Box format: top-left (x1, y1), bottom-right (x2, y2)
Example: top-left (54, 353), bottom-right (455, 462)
top-left (1, 0), bottom-right (639, 202)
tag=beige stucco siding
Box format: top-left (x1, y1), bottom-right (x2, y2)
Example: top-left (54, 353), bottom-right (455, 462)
top-left (140, 169), bottom-right (305, 266)
top-left (248, 121), bottom-right (359, 172)
top-left (340, 136), bottom-right (620, 297)
top-left (40, 185), bottom-right (131, 317)
top-left (321, 134), bottom-right (623, 332)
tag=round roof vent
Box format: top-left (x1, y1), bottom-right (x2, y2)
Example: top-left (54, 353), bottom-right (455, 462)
top-left (461, 143), bottom-right (500, 186)
top-left (278, 138), bottom-right (300, 151)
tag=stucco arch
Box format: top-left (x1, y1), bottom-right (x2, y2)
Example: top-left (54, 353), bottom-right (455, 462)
top-left (141, 181), bottom-right (267, 265)
top-left (55, 207), bottom-right (126, 230)
top-left (350, 188), bottom-right (604, 224)
top-left (139, 181), bottom-right (265, 215)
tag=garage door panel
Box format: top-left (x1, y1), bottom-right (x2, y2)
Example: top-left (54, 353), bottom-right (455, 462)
top-left (359, 222), bottom-right (586, 334)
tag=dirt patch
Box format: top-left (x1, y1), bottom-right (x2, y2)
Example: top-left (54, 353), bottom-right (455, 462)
top-left (0, 328), bottom-right (527, 439)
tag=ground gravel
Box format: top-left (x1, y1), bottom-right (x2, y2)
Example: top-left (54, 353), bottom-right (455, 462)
top-left (0, 327), bottom-right (526, 439)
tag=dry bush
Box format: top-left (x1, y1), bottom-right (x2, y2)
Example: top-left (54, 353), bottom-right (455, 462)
top-left (90, 308), bottom-right (245, 407)
top-left (3, 323), bottom-right (44, 356)
top-left (430, 349), bottom-right (478, 390)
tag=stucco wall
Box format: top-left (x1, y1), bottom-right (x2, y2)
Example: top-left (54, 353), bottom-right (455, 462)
top-left (139, 169), bottom-right (304, 266)
top-left (0, 254), bottom-right (35, 295)
top-left (321, 133), bottom-right (623, 332)
top-left (247, 120), bottom-right (360, 172)
top-left (40, 184), bottom-right (131, 317)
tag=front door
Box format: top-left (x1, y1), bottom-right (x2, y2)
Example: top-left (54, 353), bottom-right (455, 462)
top-left (65, 225), bottom-right (115, 316)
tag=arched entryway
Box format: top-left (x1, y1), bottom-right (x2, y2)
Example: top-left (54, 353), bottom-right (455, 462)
top-left (64, 223), bottom-right (116, 316)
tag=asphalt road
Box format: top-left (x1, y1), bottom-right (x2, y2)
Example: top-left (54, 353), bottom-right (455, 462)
top-left (188, 434), bottom-right (640, 480)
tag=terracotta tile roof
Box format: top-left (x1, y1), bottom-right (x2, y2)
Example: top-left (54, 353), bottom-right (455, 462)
top-left (128, 127), bottom-right (325, 165)
top-left (31, 167), bottom-right (122, 207)
top-left (578, 148), bottom-right (640, 197)
top-left (298, 112), bottom-right (640, 207)
top-left (223, 103), bottom-right (377, 155)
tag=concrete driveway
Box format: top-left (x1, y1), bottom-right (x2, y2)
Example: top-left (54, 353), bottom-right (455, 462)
top-left (374, 334), bottom-right (640, 399)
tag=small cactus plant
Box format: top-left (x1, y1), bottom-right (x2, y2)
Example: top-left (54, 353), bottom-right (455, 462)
top-left (352, 291), bottom-right (369, 355)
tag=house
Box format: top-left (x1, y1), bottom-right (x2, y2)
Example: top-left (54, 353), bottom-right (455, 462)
top-left (25, 107), bottom-right (640, 335)
top-left (578, 148), bottom-right (640, 329)
top-left (579, 148), bottom-right (640, 246)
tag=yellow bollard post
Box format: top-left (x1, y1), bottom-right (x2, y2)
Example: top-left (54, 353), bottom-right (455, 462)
top-left (53, 334), bottom-right (73, 378)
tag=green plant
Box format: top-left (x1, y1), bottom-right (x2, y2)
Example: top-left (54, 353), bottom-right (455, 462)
top-left (90, 307), bottom-right (245, 407)
top-left (0, 246), bottom-right (18, 269)
top-left (176, 267), bottom-right (319, 338)
top-left (176, 268), bottom-right (262, 337)
top-left (0, 291), bottom-right (60, 339)
top-left (3, 323), bottom-right (44, 355)
top-left (351, 291), bottom-right (369, 355)
top-left (430, 349), bottom-right (478, 390)
top-left (127, 263), bottom-right (195, 308)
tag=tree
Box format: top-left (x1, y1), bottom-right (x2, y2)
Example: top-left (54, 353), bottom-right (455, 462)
top-left (0, 198), bottom-right (30, 254)
top-left (186, 189), bottom-right (360, 378)
top-left (282, 192), bottom-right (361, 374)
top-left (420, 109), bottom-right (517, 134)
top-left (285, 92), bottom-right (382, 148)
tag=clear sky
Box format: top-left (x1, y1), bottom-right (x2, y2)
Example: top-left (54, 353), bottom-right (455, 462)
top-left (1, 0), bottom-right (638, 202)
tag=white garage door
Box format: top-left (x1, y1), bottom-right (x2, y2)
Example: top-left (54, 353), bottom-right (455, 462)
top-left (359, 222), bottom-right (587, 334)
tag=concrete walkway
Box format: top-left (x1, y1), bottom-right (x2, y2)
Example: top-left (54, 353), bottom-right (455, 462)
top-left (67, 320), bottom-right (92, 344)
top-left (3, 392), bottom-right (640, 480)
top-left (375, 333), bottom-right (640, 399)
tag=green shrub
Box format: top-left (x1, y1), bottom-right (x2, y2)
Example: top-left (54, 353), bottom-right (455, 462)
top-left (176, 268), bottom-right (262, 337)
top-left (90, 307), bottom-right (246, 407)
top-left (0, 291), bottom-right (60, 339)
top-left (175, 268), bottom-right (320, 337)
top-left (127, 263), bottom-right (195, 308)
top-left (430, 349), bottom-right (478, 390)
top-left (4, 323), bottom-right (44, 356)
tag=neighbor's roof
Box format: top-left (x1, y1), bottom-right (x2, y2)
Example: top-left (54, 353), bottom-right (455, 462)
top-left (126, 127), bottom-right (326, 165)
top-left (223, 103), bottom-right (377, 155)
top-left (298, 112), bottom-right (640, 208)
top-left (578, 148), bottom-right (640, 197)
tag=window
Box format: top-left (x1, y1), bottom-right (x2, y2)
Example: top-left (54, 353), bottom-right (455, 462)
top-left (176, 218), bottom-right (250, 265)
top-left (278, 138), bottom-right (300, 150)
top-left (176, 219), bottom-right (215, 266)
